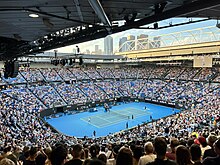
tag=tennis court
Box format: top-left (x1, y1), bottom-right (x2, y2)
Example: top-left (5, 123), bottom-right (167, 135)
top-left (81, 107), bottom-right (152, 128)
top-left (46, 102), bottom-right (179, 137)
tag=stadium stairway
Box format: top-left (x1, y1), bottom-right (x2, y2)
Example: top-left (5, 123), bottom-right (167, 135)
top-left (134, 80), bottom-right (146, 96)
top-left (18, 70), bottom-right (28, 83)
top-left (66, 68), bottom-right (78, 80)
top-left (176, 69), bottom-right (186, 80)
top-left (95, 69), bottom-right (105, 80)
top-left (109, 69), bottom-right (117, 80)
top-left (81, 69), bottom-right (94, 81)
top-left (95, 69), bottom-right (104, 79)
top-left (191, 68), bottom-right (203, 80)
top-left (50, 83), bottom-right (68, 105)
top-left (53, 68), bottom-right (65, 81)
top-left (161, 67), bottom-right (171, 80)
top-left (38, 68), bottom-right (48, 82)
top-left (75, 84), bottom-right (91, 101)
top-left (27, 86), bottom-right (48, 108)
top-left (209, 71), bottom-right (219, 82)
top-left (94, 82), bottom-right (111, 98)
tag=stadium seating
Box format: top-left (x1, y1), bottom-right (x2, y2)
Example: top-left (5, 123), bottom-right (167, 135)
top-left (0, 65), bottom-right (219, 165)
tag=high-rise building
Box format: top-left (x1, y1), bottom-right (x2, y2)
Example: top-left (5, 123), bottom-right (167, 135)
top-left (153, 36), bottom-right (161, 48)
top-left (95, 45), bottom-right (99, 52)
top-left (137, 34), bottom-right (148, 50)
top-left (119, 37), bottom-right (127, 52)
top-left (104, 36), bottom-right (113, 55)
top-left (149, 36), bottom-right (161, 49)
top-left (127, 35), bottom-right (135, 51)
top-left (127, 35), bottom-right (135, 41)
top-left (93, 45), bottom-right (102, 54)
top-left (86, 49), bottom-right (90, 54)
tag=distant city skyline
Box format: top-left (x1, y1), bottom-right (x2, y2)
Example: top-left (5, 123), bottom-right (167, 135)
top-left (47, 18), bottom-right (217, 54)
top-left (104, 36), bottom-right (113, 55)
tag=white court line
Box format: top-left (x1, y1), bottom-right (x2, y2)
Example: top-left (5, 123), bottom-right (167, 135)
top-left (81, 107), bottom-right (152, 128)
top-left (80, 118), bottom-right (102, 128)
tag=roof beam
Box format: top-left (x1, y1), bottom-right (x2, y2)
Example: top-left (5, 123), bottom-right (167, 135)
top-left (0, 8), bottom-right (95, 25)
top-left (73, 0), bottom-right (84, 22)
top-left (88, 0), bottom-right (111, 29)
top-left (113, 0), bottom-right (220, 32)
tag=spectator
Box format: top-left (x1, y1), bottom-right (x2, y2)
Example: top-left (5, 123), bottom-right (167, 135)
top-left (83, 159), bottom-right (105, 165)
top-left (98, 154), bottom-right (107, 164)
top-left (132, 146), bottom-right (143, 165)
top-left (138, 142), bottom-right (156, 165)
top-left (35, 153), bottom-right (47, 165)
top-left (89, 144), bottom-right (100, 160)
top-left (107, 145), bottom-right (120, 165)
top-left (166, 138), bottom-right (180, 161)
top-left (147, 137), bottom-right (177, 165)
top-left (203, 134), bottom-right (217, 159)
top-left (176, 145), bottom-right (193, 165)
top-left (198, 136), bottom-right (211, 157)
top-left (23, 147), bottom-right (38, 165)
top-left (190, 144), bottom-right (202, 165)
top-left (65, 144), bottom-right (83, 165)
top-left (116, 146), bottom-right (133, 165)
top-left (202, 138), bottom-right (220, 165)
top-left (49, 145), bottom-right (67, 165)
top-left (0, 158), bottom-right (15, 165)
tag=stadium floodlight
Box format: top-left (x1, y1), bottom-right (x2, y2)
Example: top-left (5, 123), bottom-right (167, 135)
top-left (29, 13), bottom-right (39, 18)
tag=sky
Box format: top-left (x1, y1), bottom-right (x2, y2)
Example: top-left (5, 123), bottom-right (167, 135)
top-left (47, 18), bottom-right (218, 54)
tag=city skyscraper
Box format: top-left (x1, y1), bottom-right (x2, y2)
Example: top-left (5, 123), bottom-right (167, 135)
top-left (153, 36), bottom-right (161, 48)
top-left (149, 36), bottom-right (161, 49)
top-left (93, 45), bottom-right (102, 54)
top-left (95, 45), bottom-right (99, 52)
top-left (137, 34), bottom-right (148, 50)
top-left (119, 37), bottom-right (127, 52)
top-left (104, 36), bottom-right (113, 55)
top-left (127, 35), bottom-right (135, 51)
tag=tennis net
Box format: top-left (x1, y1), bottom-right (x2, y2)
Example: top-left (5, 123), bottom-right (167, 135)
top-left (109, 110), bottom-right (130, 120)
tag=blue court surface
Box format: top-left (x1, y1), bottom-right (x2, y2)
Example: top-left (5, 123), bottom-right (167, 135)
top-left (46, 102), bottom-right (179, 138)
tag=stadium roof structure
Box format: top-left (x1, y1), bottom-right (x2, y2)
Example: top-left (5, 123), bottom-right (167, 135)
top-left (0, 0), bottom-right (220, 60)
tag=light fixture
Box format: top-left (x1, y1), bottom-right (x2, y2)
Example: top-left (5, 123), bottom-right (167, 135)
top-left (29, 13), bottom-right (39, 18)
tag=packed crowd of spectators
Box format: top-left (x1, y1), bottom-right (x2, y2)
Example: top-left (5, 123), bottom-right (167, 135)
top-left (19, 68), bottom-right (44, 82)
top-left (0, 66), bottom-right (219, 165)
top-left (82, 68), bottom-right (103, 80)
top-left (1, 66), bottom-right (218, 83)
top-left (0, 86), bottom-right (46, 113)
top-left (68, 68), bottom-right (90, 80)
top-left (0, 89), bottom-right (219, 165)
top-left (165, 67), bottom-right (184, 79)
top-left (96, 68), bottom-right (115, 79)
top-left (94, 81), bottom-right (123, 98)
top-left (214, 68), bottom-right (220, 82)
top-left (178, 68), bottom-right (199, 80)
top-left (194, 68), bottom-right (218, 81)
top-left (55, 82), bottom-right (88, 105)
top-left (29, 84), bottom-right (66, 108)
top-left (77, 82), bottom-right (109, 102)
top-left (40, 69), bottom-right (62, 81)
top-left (56, 68), bottom-right (77, 81)
top-left (0, 66), bottom-right (219, 110)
